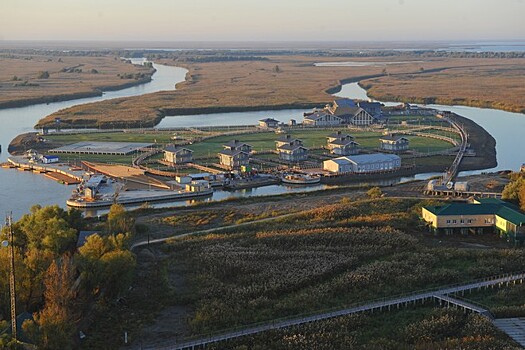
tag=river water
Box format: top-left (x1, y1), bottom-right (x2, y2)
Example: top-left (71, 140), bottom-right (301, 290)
top-left (1, 60), bottom-right (524, 218)
top-left (0, 59), bottom-right (187, 218)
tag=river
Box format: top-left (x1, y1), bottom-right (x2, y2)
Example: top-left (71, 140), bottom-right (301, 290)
top-left (2, 60), bottom-right (524, 219)
top-left (0, 59), bottom-right (187, 218)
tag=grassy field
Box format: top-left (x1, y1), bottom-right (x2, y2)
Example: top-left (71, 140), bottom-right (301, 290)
top-left (0, 53), bottom-right (154, 108)
top-left (205, 308), bottom-right (518, 349)
top-left (36, 54), bottom-right (525, 128)
top-left (44, 127), bottom-right (455, 164)
top-left (85, 197), bottom-right (525, 349)
top-left (361, 63), bottom-right (525, 114)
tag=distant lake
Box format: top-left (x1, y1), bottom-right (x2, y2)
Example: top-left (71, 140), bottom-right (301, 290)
top-left (314, 61), bottom-right (424, 67)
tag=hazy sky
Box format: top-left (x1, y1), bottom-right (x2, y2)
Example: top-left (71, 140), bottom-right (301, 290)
top-left (1, 0), bottom-right (524, 42)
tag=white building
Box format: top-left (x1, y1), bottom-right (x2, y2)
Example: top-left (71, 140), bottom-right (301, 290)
top-left (323, 153), bottom-right (401, 174)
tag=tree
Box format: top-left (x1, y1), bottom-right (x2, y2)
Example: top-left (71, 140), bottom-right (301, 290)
top-left (107, 204), bottom-right (135, 235)
top-left (25, 255), bottom-right (78, 350)
top-left (367, 187), bottom-right (383, 199)
top-left (502, 173), bottom-right (525, 203)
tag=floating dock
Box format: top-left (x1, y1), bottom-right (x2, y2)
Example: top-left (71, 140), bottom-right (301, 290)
top-left (6, 156), bottom-right (85, 184)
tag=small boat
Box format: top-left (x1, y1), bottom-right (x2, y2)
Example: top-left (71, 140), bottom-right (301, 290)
top-left (281, 173), bottom-right (321, 185)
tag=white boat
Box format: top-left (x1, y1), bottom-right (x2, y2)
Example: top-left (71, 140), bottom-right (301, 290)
top-left (281, 173), bottom-right (321, 185)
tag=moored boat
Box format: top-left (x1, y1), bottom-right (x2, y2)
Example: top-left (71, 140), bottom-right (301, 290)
top-left (281, 173), bottom-right (321, 185)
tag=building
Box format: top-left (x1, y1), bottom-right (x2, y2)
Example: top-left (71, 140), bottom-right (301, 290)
top-left (379, 135), bottom-right (409, 152)
top-left (41, 155), bottom-right (59, 164)
top-left (275, 134), bottom-right (303, 149)
top-left (357, 101), bottom-right (383, 119)
top-left (326, 99), bottom-right (377, 126)
top-left (421, 199), bottom-right (525, 245)
top-left (327, 139), bottom-right (360, 156)
top-left (223, 140), bottom-right (252, 153)
top-left (218, 149), bottom-right (250, 170)
top-left (327, 131), bottom-right (354, 144)
top-left (259, 118), bottom-right (280, 129)
top-left (163, 145), bottom-right (193, 164)
top-left (326, 131), bottom-right (359, 156)
top-left (277, 144), bottom-right (309, 162)
top-left (275, 135), bottom-right (308, 162)
top-left (303, 111), bottom-right (342, 126)
top-left (323, 153), bottom-right (401, 174)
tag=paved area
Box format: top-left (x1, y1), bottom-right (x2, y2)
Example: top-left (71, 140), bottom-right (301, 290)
top-left (50, 141), bottom-right (153, 155)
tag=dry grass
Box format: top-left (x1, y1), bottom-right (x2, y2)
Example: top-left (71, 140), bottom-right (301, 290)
top-left (0, 53), bottom-right (153, 107)
top-left (36, 55), bottom-right (525, 128)
top-left (362, 63), bottom-right (525, 113)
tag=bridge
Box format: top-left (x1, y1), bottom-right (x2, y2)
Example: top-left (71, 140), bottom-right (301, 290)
top-left (142, 272), bottom-right (525, 350)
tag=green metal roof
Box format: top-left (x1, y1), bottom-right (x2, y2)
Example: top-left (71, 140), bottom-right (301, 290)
top-left (496, 206), bottom-right (525, 225)
top-left (425, 203), bottom-right (500, 216)
top-left (424, 201), bottom-right (525, 226)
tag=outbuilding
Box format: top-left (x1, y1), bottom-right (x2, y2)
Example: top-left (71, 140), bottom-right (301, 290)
top-left (323, 153), bottom-right (401, 174)
top-left (41, 155), bottom-right (59, 164)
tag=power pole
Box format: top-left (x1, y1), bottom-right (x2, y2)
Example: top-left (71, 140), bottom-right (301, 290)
top-left (5, 213), bottom-right (17, 342)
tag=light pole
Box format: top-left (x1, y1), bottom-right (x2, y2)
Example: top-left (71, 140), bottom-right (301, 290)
top-left (2, 213), bottom-right (17, 342)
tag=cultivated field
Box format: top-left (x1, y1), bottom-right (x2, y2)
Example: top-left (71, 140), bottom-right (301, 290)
top-left (36, 54), bottom-right (525, 128)
top-left (0, 53), bottom-right (154, 108)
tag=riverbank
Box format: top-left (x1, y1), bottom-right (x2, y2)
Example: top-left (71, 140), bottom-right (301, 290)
top-left (0, 75), bottom-right (154, 110)
top-left (0, 53), bottom-right (156, 110)
top-left (33, 55), bottom-right (525, 129)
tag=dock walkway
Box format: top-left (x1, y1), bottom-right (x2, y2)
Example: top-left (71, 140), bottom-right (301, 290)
top-left (145, 272), bottom-right (525, 350)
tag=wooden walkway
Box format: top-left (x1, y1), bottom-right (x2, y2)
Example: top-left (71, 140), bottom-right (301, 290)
top-left (144, 272), bottom-right (525, 350)
top-left (493, 318), bottom-right (525, 347)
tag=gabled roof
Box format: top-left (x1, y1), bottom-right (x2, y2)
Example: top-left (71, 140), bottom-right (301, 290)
top-left (223, 140), bottom-right (251, 148)
top-left (380, 135), bottom-right (409, 142)
top-left (329, 139), bottom-right (359, 146)
top-left (278, 144), bottom-right (308, 151)
top-left (424, 203), bottom-right (501, 216)
top-left (327, 131), bottom-right (353, 139)
top-left (259, 118), bottom-right (279, 123)
top-left (334, 98), bottom-right (357, 108)
top-left (219, 149), bottom-right (249, 157)
top-left (304, 112), bottom-right (337, 121)
top-left (276, 134), bottom-right (301, 143)
top-left (496, 206), bottom-right (525, 225)
top-left (164, 145), bottom-right (193, 153)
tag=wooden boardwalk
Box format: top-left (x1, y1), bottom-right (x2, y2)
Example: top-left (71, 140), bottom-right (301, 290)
top-left (144, 272), bottom-right (525, 350)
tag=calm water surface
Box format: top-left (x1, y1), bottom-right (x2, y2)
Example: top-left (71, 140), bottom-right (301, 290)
top-left (2, 61), bottom-right (524, 218)
top-left (0, 59), bottom-right (187, 218)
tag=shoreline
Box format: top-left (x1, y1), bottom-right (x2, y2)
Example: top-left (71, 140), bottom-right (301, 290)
top-left (0, 75), bottom-right (154, 111)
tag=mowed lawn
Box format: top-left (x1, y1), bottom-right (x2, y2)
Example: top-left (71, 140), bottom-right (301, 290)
top-left (45, 128), bottom-right (455, 162)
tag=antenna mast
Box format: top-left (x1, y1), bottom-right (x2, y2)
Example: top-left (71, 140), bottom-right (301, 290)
top-left (6, 213), bottom-right (17, 342)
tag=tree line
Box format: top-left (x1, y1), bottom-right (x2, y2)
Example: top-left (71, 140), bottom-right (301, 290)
top-left (0, 204), bottom-right (136, 349)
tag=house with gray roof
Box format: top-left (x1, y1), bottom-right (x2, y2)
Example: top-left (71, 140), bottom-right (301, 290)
top-left (164, 145), bottom-right (194, 164)
top-left (275, 135), bottom-right (308, 162)
top-left (326, 131), bottom-right (359, 155)
top-left (379, 135), bottom-right (409, 152)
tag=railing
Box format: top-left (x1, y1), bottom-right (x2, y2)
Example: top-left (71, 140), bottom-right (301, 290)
top-left (144, 272), bottom-right (525, 350)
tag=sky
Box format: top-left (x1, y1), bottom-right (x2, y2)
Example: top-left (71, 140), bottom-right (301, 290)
top-left (0, 0), bottom-right (524, 42)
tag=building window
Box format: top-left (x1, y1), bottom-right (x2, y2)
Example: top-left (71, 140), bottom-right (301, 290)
top-left (460, 219), bottom-right (465, 224)
top-left (467, 219), bottom-right (473, 224)
top-left (452, 220), bottom-right (457, 224)
top-left (446, 220), bottom-right (451, 224)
